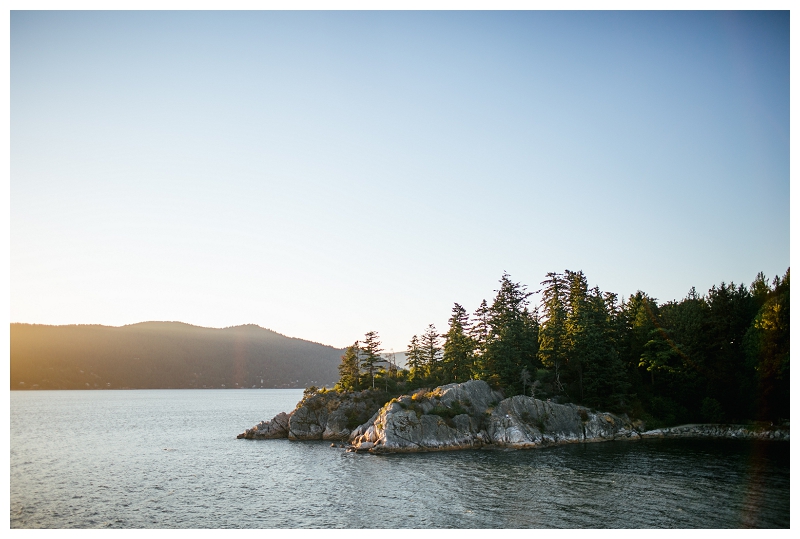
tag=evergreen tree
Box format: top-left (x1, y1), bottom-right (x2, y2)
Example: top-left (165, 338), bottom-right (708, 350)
top-left (695, 282), bottom-right (757, 421)
top-left (581, 288), bottom-right (629, 410)
top-left (332, 268), bottom-right (789, 425)
top-left (557, 271), bottom-right (630, 409)
top-left (744, 268), bottom-right (789, 421)
top-left (360, 331), bottom-right (384, 389)
top-left (442, 303), bottom-right (475, 383)
top-left (470, 299), bottom-right (491, 377)
top-left (750, 272), bottom-right (771, 307)
top-left (639, 325), bottom-right (684, 379)
top-left (617, 291), bottom-right (661, 396)
top-left (538, 272), bottom-right (569, 397)
top-left (420, 324), bottom-right (443, 382)
top-left (484, 273), bottom-right (540, 395)
top-left (654, 292), bottom-right (710, 420)
top-left (406, 334), bottom-right (424, 384)
top-left (335, 342), bottom-right (361, 391)
top-left (564, 270), bottom-right (590, 401)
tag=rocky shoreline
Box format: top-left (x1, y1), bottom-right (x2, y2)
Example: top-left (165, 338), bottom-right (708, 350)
top-left (237, 380), bottom-right (789, 452)
top-left (639, 424), bottom-right (789, 441)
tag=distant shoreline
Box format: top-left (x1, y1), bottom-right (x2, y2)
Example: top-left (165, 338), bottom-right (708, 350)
top-left (11, 386), bottom-right (311, 391)
top-left (11, 322), bottom-right (342, 390)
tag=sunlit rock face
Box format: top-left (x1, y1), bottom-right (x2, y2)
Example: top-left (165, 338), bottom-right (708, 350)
top-left (236, 389), bottom-right (393, 441)
top-left (347, 380), bottom-right (501, 452)
top-left (347, 380), bottom-right (638, 453)
top-left (307, 391), bottom-right (393, 441)
top-left (235, 389), bottom-right (389, 441)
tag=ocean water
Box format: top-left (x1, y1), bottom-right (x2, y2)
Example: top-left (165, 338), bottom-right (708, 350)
top-left (10, 389), bottom-right (790, 528)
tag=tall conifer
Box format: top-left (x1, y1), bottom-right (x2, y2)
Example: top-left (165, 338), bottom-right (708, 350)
top-left (420, 324), bottom-right (443, 381)
top-left (485, 273), bottom-right (540, 394)
top-left (360, 331), bottom-right (384, 389)
top-left (406, 334), bottom-right (424, 384)
top-left (336, 341), bottom-right (361, 391)
top-left (539, 272), bottom-right (569, 396)
top-left (443, 303), bottom-right (475, 383)
top-left (470, 299), bottom-right (491, 377)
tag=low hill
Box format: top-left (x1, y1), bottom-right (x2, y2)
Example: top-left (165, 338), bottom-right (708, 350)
top-left (10, 322), bottom-right (345, 390)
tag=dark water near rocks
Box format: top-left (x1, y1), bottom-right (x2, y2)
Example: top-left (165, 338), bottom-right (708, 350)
top-left (10, 389), bottom-right (790, 528)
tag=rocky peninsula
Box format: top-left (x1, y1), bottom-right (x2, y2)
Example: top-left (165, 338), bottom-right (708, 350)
top-left (237, 380), bottom-right (788, 452)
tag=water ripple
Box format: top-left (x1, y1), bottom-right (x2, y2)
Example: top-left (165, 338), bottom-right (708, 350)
top-left (11, 390), bottom-right (789, 528)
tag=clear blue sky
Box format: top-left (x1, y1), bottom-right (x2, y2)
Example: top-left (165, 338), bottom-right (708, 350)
top-left (11, 11), bottom-right (789, 351)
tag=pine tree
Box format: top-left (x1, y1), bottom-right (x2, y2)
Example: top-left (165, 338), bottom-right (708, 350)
top-left (470, 299), bottom-right (491, 378)
top-left (618, 291), bottom-right (660, 390)
top-left (406, 334), bottom-right (424, 384)
top-left (538, 272), bottom-right (569, 396)
top-left (580, 287), bottom-right (630, 410)
top-left (563, 270), bottom-right (590, 401)
top-left (360, 331), bottom-right (384, 390)
top-left (744, 268), bottom-right (789, 421)
top-left (442, 303), bottom-right (475, 383)
top-left (540, 270), bottom-right (631, 410)
top-left (703, 281), bottom-right (759, 421)
top-left (335, 342), bottom-right (361, 391)
top-left (484, 273), bottom-right (540, 395)
top-left (600, 290), bottom-right (631, 410)
top-left (750, 272), bottom-right (771, 307)
top-left (649, 292), bottom-right (709, 418)
top-left (420, 324), bottom-right (443, 382)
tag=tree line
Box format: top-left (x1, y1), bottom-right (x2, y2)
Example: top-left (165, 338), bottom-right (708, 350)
top-left (335, 269), bottom-right (789, 426)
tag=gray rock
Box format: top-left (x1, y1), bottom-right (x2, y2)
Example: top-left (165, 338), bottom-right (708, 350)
top-left (640, 423), bottom-right (789, 441)
top-left (239, 388), bottom-right (395, 442)
top-left (433, 380), bottom-right (504, 415)
top-left (348, 380), bottom-right (638, 453)
top-left (240, 381), bottom-right (789, 450)
top-left (322, 401), bottom-right (357, 440)
top-left (237, 411), bottom-right (291, 439)
top-left (288, 402), bottom-right (327, 440)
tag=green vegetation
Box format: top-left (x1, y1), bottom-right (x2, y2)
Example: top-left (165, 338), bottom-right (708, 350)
top-left (334, 269), bottom-right (790, 426)
top-left (428, 400), bottom-right (468, 419)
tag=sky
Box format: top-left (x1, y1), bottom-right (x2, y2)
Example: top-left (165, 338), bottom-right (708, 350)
top-left (10, 10), bottom-right (790, 352)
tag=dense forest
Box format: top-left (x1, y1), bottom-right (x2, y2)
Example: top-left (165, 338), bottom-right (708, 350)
top-left (10, 322), bottom-right (343, 389)
top-left (334, 269), bottom-right (790, 426)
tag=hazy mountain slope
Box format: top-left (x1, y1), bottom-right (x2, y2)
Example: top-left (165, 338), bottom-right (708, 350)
top-left (10, 322), bottom-right (344, 389)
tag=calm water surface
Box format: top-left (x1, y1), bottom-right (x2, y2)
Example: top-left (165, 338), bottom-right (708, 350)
top-left (10, 389), bottom-right (789, 528)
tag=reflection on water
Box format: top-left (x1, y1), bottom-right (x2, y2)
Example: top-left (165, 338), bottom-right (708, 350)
top-left (11, 390), bottom-right (789, 528)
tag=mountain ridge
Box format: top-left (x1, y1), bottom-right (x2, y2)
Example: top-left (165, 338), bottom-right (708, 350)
top-left (10, 322), bottom-right (345, 390)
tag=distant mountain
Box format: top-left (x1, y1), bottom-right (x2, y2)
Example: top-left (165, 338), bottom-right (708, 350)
top-left (10, 322), bottom-right (345, 390)
top-left (383, 350), bottom-right (407, 369)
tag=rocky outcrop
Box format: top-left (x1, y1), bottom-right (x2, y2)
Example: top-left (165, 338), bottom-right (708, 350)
top-left (289, 389), bottom-right (393, 441)
top-left (238, 380), bottom-right (789, 451)
top-left (237, 411), bottom-right (290, 439)
top-left (347, 380), bottom-right (639, 453)
top-left (484, 394), bottom-right (641, 448)
top-left (641, 424), bottom-right (789, 441)
top-left (347, 381), bottom-right (501, 452)
top-left (237, 388), bottom-right (394, 441)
